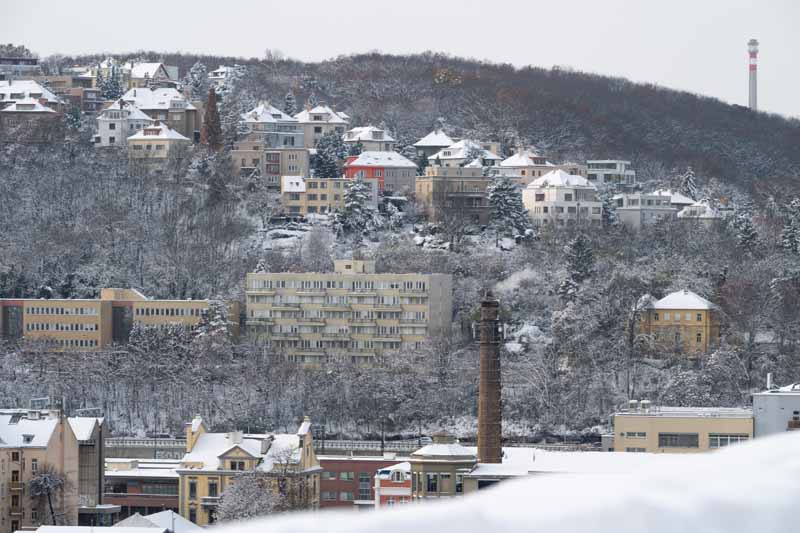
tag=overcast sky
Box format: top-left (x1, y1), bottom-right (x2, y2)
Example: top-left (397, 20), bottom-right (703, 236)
top-left (4, 0), bottom-right (798, 117)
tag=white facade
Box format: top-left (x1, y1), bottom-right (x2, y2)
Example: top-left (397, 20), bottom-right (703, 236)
top-left (522, 169), bottom-right (602, 227)
top-left (94, 100), bottom-right (153, 147)
top-left (753, 384), bottom-right (800, 438)
top-left (677, 200), bottom-right (722, 224)
top-left (586, 160), bottom-right (636, 188)
top-left (428, 140), bottom-right (502, 168)
top-left (614, 193), bottom-right (677, 229)
top-left (343, 126), bottom-right (396, 152)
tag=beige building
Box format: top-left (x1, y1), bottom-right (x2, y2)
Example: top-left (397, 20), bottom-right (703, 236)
top-left (294, 104), bottom-right (349, 148)
top-left (232, 132), bottom-right (309, 187)
top-left (120, 87), bottom-right (200, 141)
top-left (0, 288), bottom-right (238, 351)
top-left (245, 259), bottom-right (453, 364)
top-left (281, 176), bottom-right (378, 216)
top-left (612, 402), bottom-right (753, 453)
top-left (409, 433), bottom-right (475, 501)
top-left (428, 139), bottom-right (502, 168)
top-left (521, 169), bottom-right (602, 227)
top-left (639, 290), bottom-right (720, 354)
top-left (343, 126), bottom-right (396, 152)
top-left (415, 166), bottom-right (491, 224)
top-left (177, 415), bottom-right (321, 526)
top-left (127, 122), bottom-right (191, 170)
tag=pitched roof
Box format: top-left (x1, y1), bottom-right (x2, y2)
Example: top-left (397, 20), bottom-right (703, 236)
top-left (102, 100), bottom-right (153, 121)
top-left (67, 417), bottom-right (102, 441)
top-left (121, 88), bottom-right (195, 111)
top-left (346, 151), bottom-right (416, 168)
top-left (428, 140), bottom-right (502, 162)
top-left (527, 169), bottom-right (595, 189)
top-left (677, 200), bottom-right (721, 219)
top-left (344, 126), bottom-right (395, 143)
top-left (414, 129), bottom-right (454, 148)
top-left (500, 149), bottom-right (553, 168)
top-left (180, 431), bottom-right (303, 473)
top-left (130, 63), bottom-right (170, 80)
top-left (0, 98), bottom-right (57, 113)
top-left (242, 101), bottom-right (297, 124)
top-left (127, 122), bottom-right (189, 141)
top-left (140, 510), bottom-right (202, 533)
top-left (411, 442), bottom-right (476, 460)
top-left (651, 290), bottom-right (715, 310)
top-left (294, 105), bottom-right (348, 124)
top-left (114, 514), bottom-right (159, 529)
top-left (0, 79), bottom-right (62, 104)
top-left (651, 189), bottom-right (695, 206)
top-left (0, 411), bottom-right (59, 448)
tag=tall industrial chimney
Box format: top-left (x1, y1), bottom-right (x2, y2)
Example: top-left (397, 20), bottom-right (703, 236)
top-left (748, 39), bottom-right (759, 110)
top-left (477, 291), bottom-right (502, 464)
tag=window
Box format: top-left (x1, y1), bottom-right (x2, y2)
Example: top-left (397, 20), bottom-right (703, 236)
top-left (108, 123), bottom-right (116, 130)
top-left (455, 474), bottom-right (463, 493)
top-left (625, 431), bottom-right (646, 438)
top-left (534, 193), bottom-right (545, 202)
top-left (626, 447), bottom-right (646, 453)
top-left (321, 491), bottom-right (337, 501)
top-left (230, 461), bottom-right (245, 471)
top-left (31, 458), bottom-right (38, 472)
top-left (109, 136), bottom-right (116, 144)
top-left (340, 491), bottom-right (354, 501)
top-left (11, 452), bottom-right (19, 462)
top-left (208, 480), bottom-right (218, 497)
top-left (564, 193), bottom-right (573, 201)
top-left (696, 332), bottom-right (702, 343)
top-left (321, 471), bottom-right (336, 480)
top-left (391, 470), bottom-right (404, 483)
top-left (653, 312), bottom-right (659, 321)
top-left (339, 471), bottom-right (354, 481)
top-left (658, 433), bottom-right (699, 448)
top-left (188, 509), bottom-right (197, 523)
top-left (663, 313), bottom-right (670, 320)
top-left (696, 313), bottom-right (702, 321)
top-left (685, 313), bottom-right (692, 321)
top-left (709, 434), bottom-right (749, 448)
top-left (188, 479), bottom-right (197, 499)
top-left (314, 126), bottom-right (323, 133)
top-left (358, 472), bottom-right (371, 500)
top-left (426, 473), bottom-right (438, 493)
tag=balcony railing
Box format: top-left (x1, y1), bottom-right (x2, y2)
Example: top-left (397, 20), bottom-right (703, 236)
top-left (9, 482), bottom-right (24, 491)
top-left (201, 496), bottom-right (220, 507)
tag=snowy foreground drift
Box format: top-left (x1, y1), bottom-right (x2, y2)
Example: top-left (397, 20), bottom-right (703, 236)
top-left (221, 432), bottom-right (800, 533)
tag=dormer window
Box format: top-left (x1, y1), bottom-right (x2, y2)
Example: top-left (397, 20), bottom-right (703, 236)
top-left (23, 434), bottom-right (34, 444)
top-left (313, 115), bottom-right (323, 121)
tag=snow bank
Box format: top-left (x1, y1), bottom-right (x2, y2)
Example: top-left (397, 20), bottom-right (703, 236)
top-left (220, 432), bottom-right (800, 533)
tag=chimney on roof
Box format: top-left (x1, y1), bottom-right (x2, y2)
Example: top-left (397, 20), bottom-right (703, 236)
top-left (477, 290), bottom-right (502, 464)
top-left (260, 435), bottom-right (274, 455)
top-left (228, 431), bottom-right (243, 445)
top-left (306, 102), bottom-right (312, 111)
top-left (767, 372), bottom-right (774, 390)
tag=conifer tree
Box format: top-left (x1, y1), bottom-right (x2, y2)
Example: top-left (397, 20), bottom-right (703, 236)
top-left (781, 198), bottom-right (800, 254)
top-left (731, 208), bottom-right (758, 254)
top-left (557, 234), bottom-right (594, 301)
top-left (679, 166), bottom-right (698, 201)
top-left (201, 87), bottom-right (223, 151)
top-left (487, 176), bottom-right (531, 236)
top-left (312, 131), bottom-right (346, 178)
top-left (184, 61), bottom-right (209, 100)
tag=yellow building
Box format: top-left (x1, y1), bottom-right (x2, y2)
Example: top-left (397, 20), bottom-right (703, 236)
top-left (245, 259), bottom-right (453, 364)
top-left (639, 290), bottom-right (721, 354)
top-left (415, 166), bottom-right (492, 225)
top-left (280, 176), bottom-right (379, 216)
top-left (176, 415), bottom-right (321, 526)
top-left (0, 288), bottom-right (239, 351)
top-left (409, 432), bottom-right (475, 501)
top-left (127, 121), bottom-right (190, 171)
top-left (613, 402), bottom-right (753, 453)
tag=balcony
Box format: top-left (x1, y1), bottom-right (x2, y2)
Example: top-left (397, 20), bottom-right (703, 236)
top-left (9, 482), bottom-right (24, 491)
top-left (247, 288), bottom-right (276, 295)
top-left (349, 319), bottom-right (376, 325)
top-left (374, 306), bottom-right (403, 312)
top-left (201, 496), bottom-right (220, 507)
top-left (296, 319), bottom-right (325, 326)
top-left (271, 303), bottom-right (301, 310)
top-left (270, 333), bottom-right (301, 341)
top-left (10, 505), bottom-right (22, 515)
top-left (296, 290), bottom-right (326, 296)
top-left (245, 318), bottom-right (273, 326)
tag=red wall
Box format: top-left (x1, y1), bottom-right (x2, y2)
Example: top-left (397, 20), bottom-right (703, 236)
top-left (318, 457), bottom-right (401, 509)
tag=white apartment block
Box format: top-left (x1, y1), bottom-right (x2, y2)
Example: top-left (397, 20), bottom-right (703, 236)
top-left (94, 100), bottom-right (153, 147)
top-left (245, 260), bottom-right (453, 364)
top-left (586, 160), bottom-right (636, 188)
top-left (522, 169), bottom-right (602, 227)
top-left (614, 193), bottom-right (678, 229)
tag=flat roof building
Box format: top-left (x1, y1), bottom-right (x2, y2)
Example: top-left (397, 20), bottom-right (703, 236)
top-left (752, 383), bottom-right (800, 438)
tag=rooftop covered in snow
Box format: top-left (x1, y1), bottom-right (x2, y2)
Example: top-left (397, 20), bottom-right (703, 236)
top-left (0, 409), bottom-right (59, 448)
top-left (0, 79), bottom-right (62, 104)
top-left (650, 289), bottom-right (715, 310)
top-left (294, 104), bottom-right (348, 124)
top-left (0, 97), bottom-right (57, 113)
top-left (428, 139), bottom-right (502, 162)
top-left (121, 88), bottom-right (195, 111)
top-left (343, 126), bottom-right (394, 143)
top-left (127, 122), bottom-right (190, 141)
top-left (500, 149), bottom-right (552, 168)
top-left (414, 128), bottom-right (454, 148)
top-left (345, 151), bottom-right (416, 168)
top-left (527, 169), bottom-right (596, 189)
top-left (242, 101), bottom-right (297, 123)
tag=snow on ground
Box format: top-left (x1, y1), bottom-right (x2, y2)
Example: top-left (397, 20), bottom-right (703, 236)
top-left (494, 268), bottom-right (537, 293)
top-left (222, 432), bottom-right (800, 533)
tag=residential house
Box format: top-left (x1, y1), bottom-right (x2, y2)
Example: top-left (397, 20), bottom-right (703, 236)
top-left (240, 101), bottom-right (303, 148)
top-left (612, 402), bottom-right (752, 453)
top-left (638, 290), bottom-right (721, 354)
top-left (586, 160), bottom-right (636, 188)
top-left (374, 462), bottom-right (412, 508)
top-left (344, 151), bottom-right (417, 194)
top-left (127, 63), bottom-right (178, 89)
top-left (176, 415), bottom-right (321, 526)
top-left (94, 99), bottom-right (153, 147)
top-left (281, 176), bottom-right (378, 216)
top-left (317, 456), bottom-right (408, 510)
top-left (343, 126), bottom-right (396, 152)
top-left (245, 259), bottom-right (453, 364)
top-left (0, 98), bottom-right (63, 143)
top-left (208, 66), bottom-right (232, 88)
top-left (105, 459), bottom-right (180, 518)
top-left (294, 104), bottom-right (349, 148)
top-left (0, 80), bottom-right (64, 111)
top-left (492, 148), bottom-right (555, 184)
top-left (427, 140), bottom-right (502, 168)
top-left (120, 88), bottom-right (200, 141)
top-left (521, 169), bottom-right (602, 227)
top-left (677, 200), bottom-right (723, 225)
top-left (613, 192), bottom-right (678, 229)
top-left (232, 134), bottom-right (309, 186)
top-left (415, 166), bottom-right (491, 225)
top-left (127, 122), bottom-right (191, 170)
top-left (752, 383), bottom-right (800, 438)
top-left (413, 129), bottom-right (454, 158)
top-left (0, 55), bottom-right (41, 80)
top-left (651, 189), bottom-right (696, 211)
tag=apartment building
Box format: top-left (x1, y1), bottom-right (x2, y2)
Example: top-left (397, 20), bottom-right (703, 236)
top-left (521, 169), bottom-right (602, 227)
top-left (612, 402), bottom-right (753, 453)
top-left (413, 128), bottom-right (455, 158)
top-left (0, 98), bottom-right (63, 143)
top-left (294, 104), bottom-right (349, 148)
top-left (344, 151), bottom-right (417, 194)
top-left (0, 288), bottom-right (237, 351)
top-left (240, 101), bottom-right (304, 148)
top-left (0, 80), bottom-right (64, 112)
top-left (415, 166), bottom-right (491, 224)
top-left (614, 192), bottom-right (678, 229)
top-left (120, 88), bottom-right (200, 141)
top-left (105, 459), bottom-right (180, 518)
top-left (427, 139), bottom-right (502, 168)
top-left (177, 416), bottom-right (321, 526)
top-left (94, 99), bottom-right (153, 147)
top-left (127, 122), bottom-right (191, 169)
top-left (374, 462), bottom-right (412, 508)
top-left (586, 160), bottom-right (636, 188)
top-left (317, 456), bottom-right (407, 509)
top-left (638, 290), bottom-right (721, 354)
top-left (343, 126), bottom-right (396, 152)
top-left (245, 259), bottom-right (453, 364)
top-left (281, 176), bottom-right (378, 216)
top-left (0, 56), bottom-right (41, 80)
top-left (752, 383), bottom-right (800, 437)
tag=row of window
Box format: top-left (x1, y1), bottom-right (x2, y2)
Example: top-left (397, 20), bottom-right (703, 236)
top-left (26, 322), bottom-right (98, 332)
top-left (249, 279), bottom-right (429, 291)
top-left (26, 306), bottom-right (98, 316)
top-left (529, 205), bottom-right (602, 215)
top-left (135, 307), bottom-right (204, 317)
top-left (132, 144), bottom-right (166, 151)
top-left (652, 312), bottom-right (704, 322)
top-left (411, 472), bottom-right (463, 494)
top-left (655, 433), bottom-right (749, 448)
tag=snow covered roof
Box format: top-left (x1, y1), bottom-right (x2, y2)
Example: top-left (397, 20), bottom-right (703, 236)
top-left (0, 79), bottom-right (62, 104)
top-left (221, 432), bottom-right (800, 533)
top-left (129, 62), bottom-right (170, 80)
top-left (121, 87), bottom-right (195, 110)
top-left (500, 149), bottom-right (553, 168)
top-left (411, 442), bottom-right (476, 460)
top-left (101, 99), bottom-right (153, 121)
top-left (376, 462), bottom-right (411, 479)
top-left (428, 140), bottom-right (502, 162)
top-left (753, 383), bottom-right (800, 396)
top-left (651, 290), bottom-right (715, 310)
top-left (39, 527), bottom-right (165, 533)
top-left (209, 66), bottom-right (231, 77)
top-left (67, 417), bottom-right (102, 441)
top-left (0, 410), bottom-right (58, 448)
top-left (677, 200), bottom-right (722, 219)
top-left (294, 105), bottom-right (348, 124)
top-left (181, 430), bottom-right (303, 473)
top-left (345, 151), bottom-right (416, 168)
top-left (527, 169), bottom-right (596, 189)
top-left (343, 126), bottom-right (395, 143)
top-left (282, 176), bottom-right (307, 193)
top-left (115, 511), bottom-right (201, 533)
top-left (414, 129), bottom-right (454, 148)
top-left (242, 101), bottom-right (297, 124)
top-left (651, 189), bottom-right (695, 206)
top-left (0, 97), bottom-right (57, 113)
top-left (127, 122), bottom-right (189, 141)
top-left (615, 406), bottom-right (751, 418)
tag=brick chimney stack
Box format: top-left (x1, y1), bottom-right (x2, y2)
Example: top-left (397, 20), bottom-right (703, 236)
top-left (478, 290), bottom-right (502, 464)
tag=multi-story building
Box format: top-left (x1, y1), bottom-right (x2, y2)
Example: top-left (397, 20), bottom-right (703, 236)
top-left (176, 415), bottom-right (321, 526)
top-left (105, 458), bottom-right (180, 518)
top-left (317, 456), bottom-right (408, 510)
top-left (0, 98), bottom-right (63, 143)
top-left (343, 126), bottom-right (396, 152)
top-left (31, 76), bottom-right (104, 114)
top-left (373, 462), bottom-right (412, 508)
top-left (415, 166), bottom-right (491, 224)
top-left (232, 134), bottom-right (309, 186)
top-left (613, 192), bottom-right (678, 229)
top-left (120, 88), bottom-right (200, 141)
top-left (0, 288), bottom-right (238, 351)
top-left (127, 122), bottom-right (191, 169)
top-left (409, 432), bottom-right (474, 502)
top-left (752, 383), bottom-right (800, 438)
top-left (128, 63), bottom-right (177, 89)
top-left (294, 104), bottom-right (349, 148)
top-left (207, 66), bottom-right (231, 88)
top-left (413, 128), bottom-right (455, 159)
top-left (492, 148), bottom-right (555, 183)
top-left (586, 160), bottom-right (636, 188)
top-left (427, 139), bottom-right (502, 168)
top-left (677, 200), bottom-right (723, 225)
top-left (650, 189), bottom-right (696, 211)
top-left (638, 290), bottom-right (721, 354)
top-left (521, 169), bottom-right (602, 227)
top-left (94, 99), bottom-right (153, 147)
top-left (344, 151), bottom-right (417, 194)
top-left (245, 259), bottom-right (453, 364)
top-left (0, 56), bottom-right (41, 80)
top-left (240, 101), bottom-right (304, 148)
top-left (281, 176), bottom-right (379, 216)
top-left (0, 80), bottom-right (64, 112)
top-left (612, 402), bottom-right (753, 453)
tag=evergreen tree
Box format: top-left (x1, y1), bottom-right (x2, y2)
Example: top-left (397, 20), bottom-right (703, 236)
top-left (283, 91), bottom-right (297, 116)
top-left (201, 87), bottom-right (223, 151)
top-left (557, 234), bottom-right (594, 301)
top-left (64, 105), bottom-right (82, 131)
top-left (348, 141), bottom-right (363, 157)
top-left (600, 192), bottom-right (619, 227)
top-left (184, 61), bottom-right (209, 100)
top-left (307, 92), bottom-right (319, 107)
top-left (679, 166), bottom-right (698, 201)
top-left (781, 198), bottom-right (800, 254)
top-left (98, 65), bottom-right (123, 100)
top-left (312, 131), bottom-right (346, 178)
top-left (95, 64), bottom-right (104, 93)
top-left (335, 178), bottom-right (382, 241)
top-left (487, 176), bottom-right (531, 236)
top-left (731, 208), bottom-right (758, 254)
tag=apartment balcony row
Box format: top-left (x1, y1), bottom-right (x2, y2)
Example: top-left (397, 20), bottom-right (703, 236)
top-left (9, 481), bottom-right (24, 491)
top-left (246, 287), bottom-right (432, 295)
top-left (249, 303), bottom-right (409, 312)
